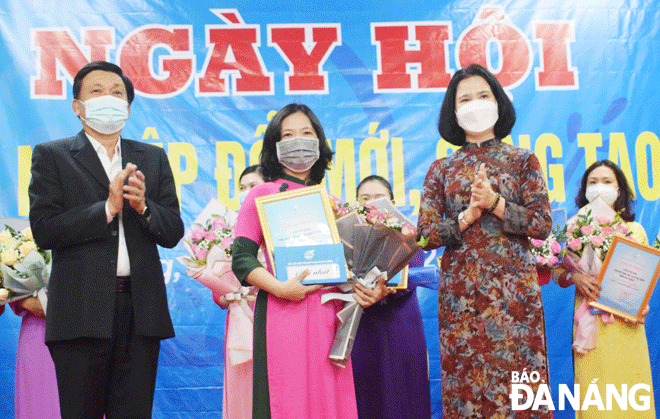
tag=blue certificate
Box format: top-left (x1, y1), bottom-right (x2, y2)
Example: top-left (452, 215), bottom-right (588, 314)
top-left (256, 185), bottom-right (348, 284)
top-left (260, 189), bottom-right (334, 246)
top-left (274, 243), bottom-right (347, 285)
top-left (590, 235), bottom-right (660, 322)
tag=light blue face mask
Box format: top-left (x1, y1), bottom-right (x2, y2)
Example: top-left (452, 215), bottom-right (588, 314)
top-left (79, 95), bottom-right (129, 134)
top-left (238, 189), bottom-right (249, 206)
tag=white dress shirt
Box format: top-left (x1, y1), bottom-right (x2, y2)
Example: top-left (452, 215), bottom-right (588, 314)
top-left (86, 133), bottom-right (131, 276)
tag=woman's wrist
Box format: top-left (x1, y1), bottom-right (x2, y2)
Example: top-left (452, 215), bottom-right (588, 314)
top-left (552, 267), bottom-right (573, 288)
top-left (458, 211), bottom-right (469, 226)
top-left (487, 192), bottom-right (500, 213)
top-left (466, 206), bottom-right (481, 224)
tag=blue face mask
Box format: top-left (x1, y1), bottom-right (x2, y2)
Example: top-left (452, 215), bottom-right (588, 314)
top-left (79, 95), bottom-right (129, 134)
top-left (238, 190), bottom-right (249, 206)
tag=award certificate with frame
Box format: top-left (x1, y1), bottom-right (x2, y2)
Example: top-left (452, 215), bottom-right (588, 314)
top-left (387, 265), bottom-right (408, 290)
top-left (589, 235), bottom-right (660, 322)
top-left (255, 185), bottom-right (348, 285)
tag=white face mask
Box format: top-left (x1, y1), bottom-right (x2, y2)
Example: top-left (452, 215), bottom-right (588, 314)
top-left (586, 183), bottom-right (618, 205)
top-left (456, 99), bottom-right (499, 133)
top-left (276, 137), bottom-right (320, 173)
top-left (79, 95), bottom-right (129, 134)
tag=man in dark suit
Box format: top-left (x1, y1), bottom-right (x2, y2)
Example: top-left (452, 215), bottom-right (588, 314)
top-left (29, 61), bottom-right (184, 418)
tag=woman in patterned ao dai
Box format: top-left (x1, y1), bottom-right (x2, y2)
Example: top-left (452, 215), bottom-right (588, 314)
top-left (417, 64), bottom-right (553, 418)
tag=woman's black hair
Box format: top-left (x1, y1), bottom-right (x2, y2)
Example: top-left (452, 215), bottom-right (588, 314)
top-left (239, 165), bottom-right (263, 182)
top-left (438, 63), bottom-right (515, 146)
top-left (356, 175), bottom-right (393, 200)
top-left (260, 103), bottom-right (333, 184)
top-left (576, 160), bottom-right (635, 222)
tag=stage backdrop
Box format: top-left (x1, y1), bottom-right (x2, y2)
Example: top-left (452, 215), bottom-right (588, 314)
top-left (1, 0), bottom-right (659, 417)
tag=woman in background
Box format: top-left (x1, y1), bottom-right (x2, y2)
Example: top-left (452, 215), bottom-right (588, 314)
top-left (11, 294), bottom-right (61, 418)
top-left (350, 175), bottom-right (431, 419)
top-left (553, 160), bottom-right (655, 418)
top-left (211, 164), bottom-right (265, 419)
top-left (238, 165), bottom-right (265, 204)
top-left (417, 64), bottom-right (552, 418)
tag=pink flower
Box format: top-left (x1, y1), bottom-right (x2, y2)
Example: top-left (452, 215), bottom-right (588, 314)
top-left (204, 230), bottom-right (217, 241)
top-left (220, 236), bottom-right (234, 249)
top-left (550, 241), bottom-right (562, 254)
top-left (365, 211), bottom-right (381, 224)
top-left (191, 243), bottom-right (199, 253)
top-left (212, 217), bottom-right (227, 230)
top-left (616, 224), bottom-right (630, 234)
top-left (191, 227), bottom-right (206, 242)
top-left (530, 238), bottom-right (544, 248)
top-left (382, 213), bottom-right (396, 222)
top-left (401, 224), bottom-right (416, 236)
top-left (547, 255), bottom-right (559, 266)
top-left (595, 216), bottom-right (613, 225)
top-left (590, 235), bottom-right (605, 247)
top-left (568, 238), bottom-right (583, 251)
top-left (600, 227), bottom-right (614, 236)
top-left (567, 224), bottom-right (579, 234)
top-left (195, 248), bottom-right (208, 260)
top-left (580, 225), bottom-right (595, 236)
top-left (536, 255), bottom-right (547, 265)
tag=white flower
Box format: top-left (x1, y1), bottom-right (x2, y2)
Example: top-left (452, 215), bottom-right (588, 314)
top-left (0, 230), bottom-right (11, 243)
top-left (21, 227), bottom-right (33, 241)
top-left (18, 240), bottom-right (37, 257)
top-left (4, 238), bottom-right (18, 249)
top-left (1, 248), bottom-right (18, 266)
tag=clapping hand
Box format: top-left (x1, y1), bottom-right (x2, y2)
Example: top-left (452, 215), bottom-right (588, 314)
top-left (107, 163), bottom-right (134, 217)
top-left (457, 165), bottom-right (487, 227)
top-left (107, 163), bottom-right (147, 216)
top-left (470, 163), bottom-right (497, 211)
top-left (124, 166), bottom-right (147, 214)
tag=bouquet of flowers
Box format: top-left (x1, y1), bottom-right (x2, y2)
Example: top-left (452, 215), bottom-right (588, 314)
top-left (0, 220), bottom-right (51, 310)
top-left (321, 197), bottom-right (421, 367)
top-left (561, 217), bottom-right (632, 263)
top-left (177, 199), bottom-right (256, 366)
top-left (556, 196), bottom-right (635, 354)
top-left (529, 233), bottom-right (563, 286)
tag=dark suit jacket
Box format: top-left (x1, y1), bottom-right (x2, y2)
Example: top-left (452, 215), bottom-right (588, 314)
top-left (29, 130), bottom-right (184, 343)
